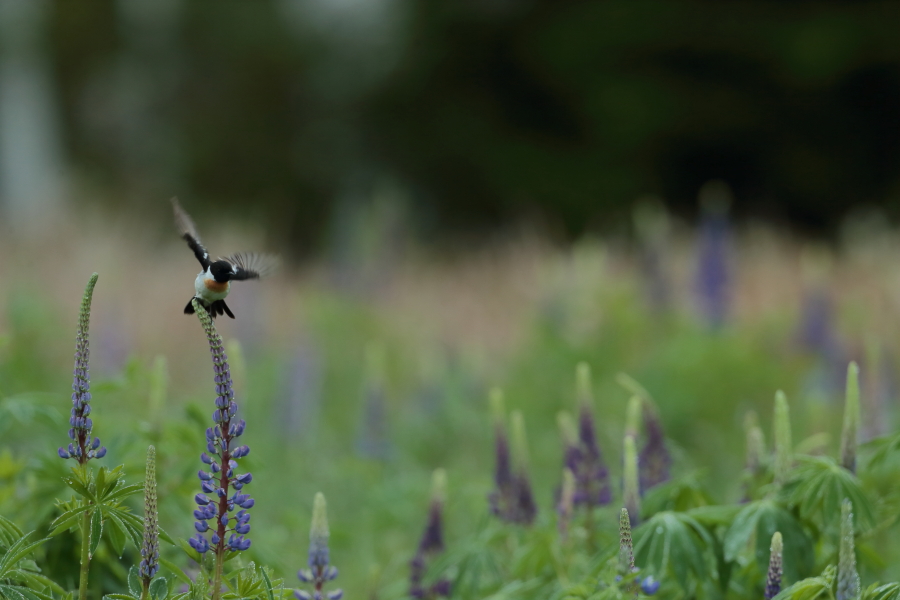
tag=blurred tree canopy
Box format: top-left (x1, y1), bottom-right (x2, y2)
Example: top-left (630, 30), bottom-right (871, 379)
top-left (41, 1), bottom-right (900, 246)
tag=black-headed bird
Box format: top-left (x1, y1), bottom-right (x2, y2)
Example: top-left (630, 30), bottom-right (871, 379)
top-left (172, 197), bottom-right (278, 319)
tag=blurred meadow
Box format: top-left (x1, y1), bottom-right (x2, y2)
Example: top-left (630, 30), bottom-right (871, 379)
top-left (2, 2), bottom-right (900, 600)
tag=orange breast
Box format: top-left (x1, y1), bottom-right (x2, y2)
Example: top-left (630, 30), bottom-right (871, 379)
top-left (204, 279), bottom-right (229, 293)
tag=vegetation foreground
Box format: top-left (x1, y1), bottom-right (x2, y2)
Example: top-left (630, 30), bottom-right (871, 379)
top-left (3, 230), bottom-right (900, 600)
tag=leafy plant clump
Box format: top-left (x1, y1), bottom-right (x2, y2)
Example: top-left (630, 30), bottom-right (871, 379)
top-left (4, 271), bottom-right (900, 600)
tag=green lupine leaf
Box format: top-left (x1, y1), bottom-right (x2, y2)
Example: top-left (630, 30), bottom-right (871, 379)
top-left (149, 577), bottom-right (168, 600)
top-left (0, 535), bottom-right (48, 577)
top-left (784, 456), bottom-right (875, 531)
top-left (160, 560), bottom-right (193, 585)
top-left (0, 584), bottom-right (28, 600)
top-left (89, 510), bottom-right (102, 557)
top-left (862, 583), bottom-right (900, 600)
top-left (633, 511), bottom-right (714, 591)
top-left (0, 516), bottom-right (24, 548)
top-left (105, 511), bottom-right (127, 557)
top-left (104, 594), bottom-right (137, 600)
top-left (176, 538), bottom-right (203, 566)
top-left (260, 568), bottom-right (275, 600)
top-left (724, 500), bottom-right (814, 583)
top-left (103, 483), bottom-right (144, 504)
top-left (158, 526), bottom-right (175, 546)
top-left (687, 504), bottom-right (743, 527)
top-left (106, 507), bottom-right (142, 548)
top-left (774, 565), bottom-right (836, 600)
top-left (48, 507), bottom-right (90, 536)
top-left (62, 477), bottom-right (94, 502)
top-left (128, 565), bottom-right (141, 597)
top-left (642, 472), bottom-right (714, 515)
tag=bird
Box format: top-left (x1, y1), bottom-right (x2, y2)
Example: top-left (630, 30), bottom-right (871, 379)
top-left (172, 197), bottom-right (278, 319)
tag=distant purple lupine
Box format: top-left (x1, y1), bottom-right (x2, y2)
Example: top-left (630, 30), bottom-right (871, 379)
top-left (695, 181), bottom-right (732, 328)
top-left (296, 493), bottom-right (343, 600)
top-left (58, 273), bottom-right (107, 463)
top-left (188, 300), bottom-right (253, 557)
top-left (410, 470), bottom-right (451, 599)
top-left (561, 365), bottom-right (611, 509)
top-left (638, 404), bottom-right (671, 493)
top-left (488, 392), bottom-right (537, 525)
top-left (357, 343), bottom-right (389, 459)
top-left (280, 341), bottom-right (323, 440)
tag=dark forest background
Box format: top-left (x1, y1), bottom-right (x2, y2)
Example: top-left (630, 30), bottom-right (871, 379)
top-left (6, 1), bottom-right (900, 249)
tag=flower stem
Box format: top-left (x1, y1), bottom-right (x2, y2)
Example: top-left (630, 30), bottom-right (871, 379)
top-left (78, 509), bottom-right (91, 600)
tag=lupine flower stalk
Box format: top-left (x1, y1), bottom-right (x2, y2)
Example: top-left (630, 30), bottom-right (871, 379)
top-left (840, 362), bottom-right (860, 474)
top-left (625, 396), bottom-right (642, 439)
top-left (296, 493), bottom-right (343, 600)
top-left (59, 273), bottom-right (107, 463)
top-left (623, 435), bottom-right (640, 526)
top-left (618, 508), bottom-right (635, 575)
top-left (488, 388), bottom-right (512, 518)
top-left (139, 446), bottom-right (160, 597)
top-left (743, 411), bottom-right (765, 475)
top-left (565, 364), bottom-right (611, 508)
top-left (357, 342), bottom-right (388, 458)
top-left (638, 402), bottom-right (671, 492)
top-left (557, 468), bottom-right (575, 542)
top-left (489, 391), bottom-right (536, 524)
top-left (764, 532), bottom-right (783, 600)
top-left (773, 391), bottom-right (792, 486)
top-left (509, 410), bottom-right (537, 525)
top-left (837, 499), bottom-right (859, 600)
top-left (187, 301), bottom-right (253, 600)
top-left (410, 469), bottom-right (451, 599)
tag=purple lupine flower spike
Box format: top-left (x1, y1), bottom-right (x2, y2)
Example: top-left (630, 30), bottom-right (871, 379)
top-left (188, 300), bottom-right (252, 557)
top-left (638, 402), bottom-right (671, 492)
top-left (295, 493), bottom-right (343, 600)
top-left (488, 390), bottom-right (537, 525)
top-left (59, 273), bottom-right (107, 464)
top-left (765, 532), bottom-right (783, 600)
top-left (566, 364), bottom-right (611, 508)
top-left (410, 470), bottom-right (451, 599)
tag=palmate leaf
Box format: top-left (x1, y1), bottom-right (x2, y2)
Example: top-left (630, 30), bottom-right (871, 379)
top-left (783, 456), bottom-right (875, 532)
top-left (724, 500), bottom-right (814, 583)
top-left (642, 471), bottom-right (715, 516)
top-left (633, 511), bottom-right (715, 591)
top-left (773, 564), bottom-right (836, 600)
top-left (0, 534), bottom-right (49, 578)
top-left (863, 583), bottom-right (900, 600)
top-left (48, 506), bottom-right (91, 537)
top-left (0, 516), bottom-right (25, 549)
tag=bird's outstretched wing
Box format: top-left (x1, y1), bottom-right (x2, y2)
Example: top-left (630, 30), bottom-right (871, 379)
top-left (171, 197), bottom-right (211, 269)
top-left (220, 252), bottom-right (280, 280)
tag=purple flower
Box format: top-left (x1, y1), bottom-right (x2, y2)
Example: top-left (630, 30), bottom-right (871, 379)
top-left (410, 470), bottom-right (451, 600)
top-left (296, 493), bottom-right (342, 600)
top-left (765, 532), bottom-right (783, 600)
top-left (559, 367), bottom-right (612, 510)
top-left (638, 404), bottom-right (671, 493)
top-left (640, 576), bottom-right (660, 595)
top-left (189, 301), bottom-right (253, 555)
top-left (58, 273), bottom-right (106, 464)
top-left (488, 396), bottom-right (538, 525)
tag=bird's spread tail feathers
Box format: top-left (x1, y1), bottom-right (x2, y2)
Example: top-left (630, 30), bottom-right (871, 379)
top-left (185, 297), bottom-right (235, 319)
